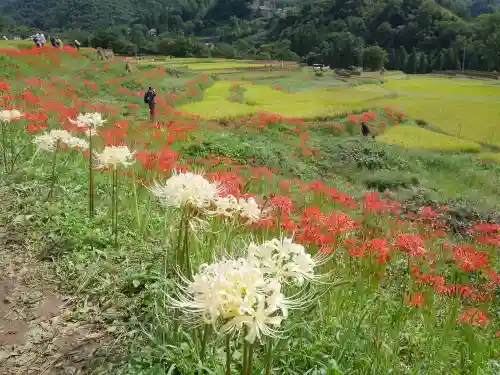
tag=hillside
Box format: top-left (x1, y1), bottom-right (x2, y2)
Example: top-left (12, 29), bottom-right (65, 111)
top-left (2, 0), bottom-right (500, 73)
top-left (0, 0), bottom-right (248, 31)
top-left (1, 0), bottom-right (498, 32)
top-left (0, 44), bottom-right (499, 375)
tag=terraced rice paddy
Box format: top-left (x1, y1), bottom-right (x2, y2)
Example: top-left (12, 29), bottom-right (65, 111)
top-left (181, 81), bottom-right (389, 120)
top-left (379, 125), bottom-right (482, 152)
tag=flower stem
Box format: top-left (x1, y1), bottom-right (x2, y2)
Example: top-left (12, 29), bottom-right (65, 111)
top-left (200, 324), bottom-right (211, 367)
top-left (175, 210), bottom-right (185, 274)
top-left (132, 169), bottom-right (141, 229)
top-left (0, 123), bottom-right (7, 173)
top-left (114, 168), bottom-right (119, 248)
top-left (183, 214), bottom-right (192, 279)
top-left (265, 339), bottom-right (273, 375)
top-left (225, 334), bottom-right (231, 375)
top-left (88, 136), bottom-right (94, 219)
top-left (47, 143), bottom-right (58, 200)
top-left (111, 169), bottom-right (116, 241)
top-left (246, 342), bottom-right (254, 375)
top-left (242, 340), bottom-right (248, 375)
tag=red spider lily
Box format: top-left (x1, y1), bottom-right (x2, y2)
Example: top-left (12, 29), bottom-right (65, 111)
top-left (366, 238), bottom-right (391, 265)
top-left (475, 234), bottom-right (500, 247)
top-left (348, 115), bottom-right (359, 124)
top-left (281, 217), bottom-right (298, 232)
top-left (270, 196), bottom-right (294, 215)
top-left (458, 308), bottom-right (489, 327)
top-left (452, 245), bottom-right (490, 272)
top-left (207, 172), bottom-right (243, 197)
top-left (415, 272), bottom-right (446, 289)
top-left (470, 223), bottom-right (500, 234)
top-left (360, 111), bottom-right (377, 122)
top-left (394, 233), bottom-right (426, 257)
top-left (0, 82), bottom-right (10, 92)
top-left (323, 211), bottom-right (359, 237)
top-left (364, 192), bottom-right (401, 214)
top-left (406, 293), bottom-right (425, 308)
top-left (419, 206), bottom-right (439, 220)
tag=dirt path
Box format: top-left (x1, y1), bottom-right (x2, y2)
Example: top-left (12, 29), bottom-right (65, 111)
top-left (0, 223), bottom-right (111, 374)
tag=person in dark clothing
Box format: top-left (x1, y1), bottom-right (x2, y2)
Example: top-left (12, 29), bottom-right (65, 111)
top-left (144, 87), bottom-right (157, 121)
top-left (50, 36), bottom-right (57, 48)
top-left (361, 121), bottom-right (371, 137)
top-left (361, 121), bottom-right (376, 139)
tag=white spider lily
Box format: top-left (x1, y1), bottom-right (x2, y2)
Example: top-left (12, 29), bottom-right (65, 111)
top-left (94, 145), bottom-right (135, 169)
top-left (151, 171), bottom-right (220, 210)
top-left (69, 112), bottom-right (106, 136)
top-left (210, 195), bottom-right (240, 218)
top-left (0, 109), bottom-right (23, 123)
top-left (222, 294), bottom-right (283, 343)
top-left (33, 133), bottom-right (58, 152)
top-left (238, 197), bottom-right (264, 224)
top-left (206, 195), bottom-right (267, 224)
top-left (170, 257), bottom-right (289, 343)
top-left (247, 237), bottom-right (318, 285)
top-left (33, 130), bottom-right (89, 152)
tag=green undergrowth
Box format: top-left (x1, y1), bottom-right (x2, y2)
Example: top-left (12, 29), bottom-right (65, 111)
top-left (1, 52), bottom-right (499, 375)
top-left (179, 125), bottom-right (500, 225)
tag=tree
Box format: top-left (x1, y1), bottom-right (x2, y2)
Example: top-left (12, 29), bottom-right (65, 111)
top-left (387, 48), bottom-right (399, 70)
top-left (419, 53), bottom-right (429, 73)
top-left (212, 43), bottom-right (236, 58)
top-left (362, 46), bottom-right (388, 70)
top-left (397, 46), bottom-right (408, 71)
top-left (130, 24), bottom-right (148, 48)
top-left (404, 47), bottom-right (419, 74)
top-left (376, 22), bottom-right (394, 48)
top-left (431, 51), bottom-right (446, 71)
top-left (445, 47), bottom-right (461, 70)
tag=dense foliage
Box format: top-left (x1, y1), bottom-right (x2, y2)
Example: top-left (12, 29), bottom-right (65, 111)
top-left (2, 0), bottom-right (500, 71)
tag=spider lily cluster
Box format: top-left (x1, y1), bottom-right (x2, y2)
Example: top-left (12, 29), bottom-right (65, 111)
top-left (171, 237), bottom-right (321, 373)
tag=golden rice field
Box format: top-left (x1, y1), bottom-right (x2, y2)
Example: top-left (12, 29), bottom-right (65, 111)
top-left (176, 69), bottom-right (500, 152)
top-left (371, 95), bottom-right (500, 146)
top-left (379, 125), bottom-right (482, 153)
top-left (180, 81), bottom-right (386, 119)
top-left (137, 58), bottom-right (282, 72)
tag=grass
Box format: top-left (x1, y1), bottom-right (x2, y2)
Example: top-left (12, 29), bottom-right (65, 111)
top-left (378, 125), bottom-right (482, 152)
top-left (0, 39), bottom-right (35, 50)
top-left (0, 50), bottom-right (499, 375)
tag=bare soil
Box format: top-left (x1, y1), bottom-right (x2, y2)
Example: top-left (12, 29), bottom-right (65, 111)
top-left (0, 224), bottom-right (111, 374)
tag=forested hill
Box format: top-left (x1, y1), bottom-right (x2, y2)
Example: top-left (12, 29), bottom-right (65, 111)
top-left (271, 0), bottom-right (500, 71)
top-left (0, 0), bottom-right (254, 31)
top-left (0, 0), bottom-right (499, 31)
top-left (1, 0), bottom-right (500, 72)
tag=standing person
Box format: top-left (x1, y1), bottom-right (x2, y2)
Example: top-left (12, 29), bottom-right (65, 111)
top-left (50, 36), bottom-right (57, 47)
top-left (33, 33), bottom-right (40, 47)
top-left (143, 87), bottom-right (157, 121)
top-left (361, 121), bottom-right (371, 137)
top-left (55, 38), bottom-right (64, 48)
top-left (74, 40), bottom-right (81, 51)
top-left (361, 121), bottom-right (376, 139)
